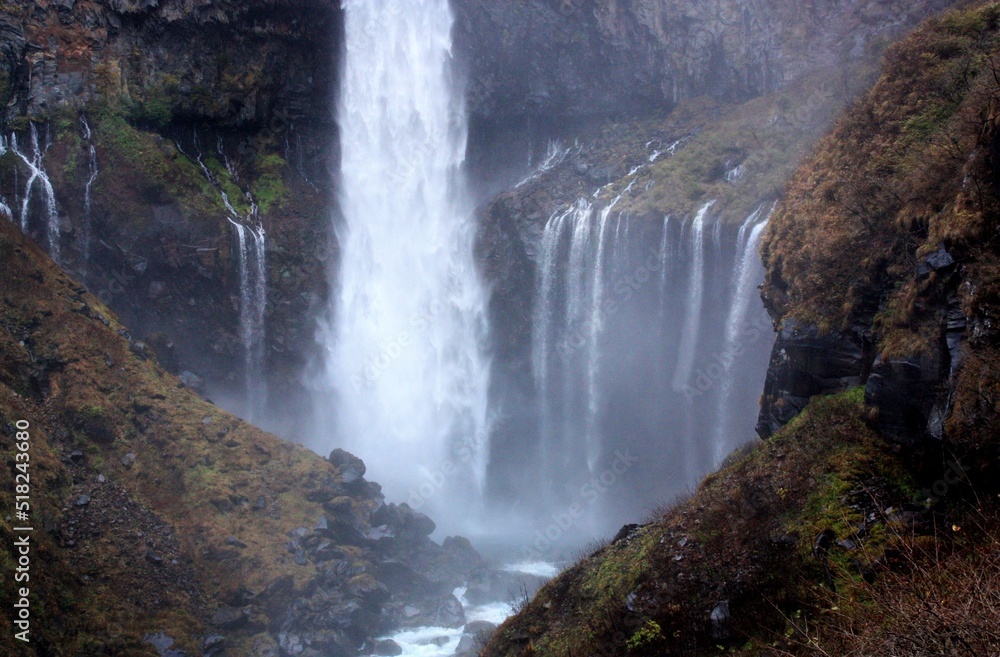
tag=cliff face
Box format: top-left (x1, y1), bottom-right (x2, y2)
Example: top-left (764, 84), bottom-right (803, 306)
top-left (0, 0), bottom-right (341, 426)
top-left (454, 0), bottom-right (954, 124)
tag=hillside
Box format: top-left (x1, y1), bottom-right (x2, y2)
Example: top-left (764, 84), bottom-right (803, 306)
top-left (482, 4), bottom-right (1000, 656)
top-left (0, 216), bottom-right (490, 656)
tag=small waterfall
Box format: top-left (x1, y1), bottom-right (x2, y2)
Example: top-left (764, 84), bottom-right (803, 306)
top-left (10, 124), bottom-right (60, 261)
top-left (322, 0), bottom-right (491, 527)
top-left (712, 208), bottom-right (772, 461)
top-left (229, 219), bottom-right (268, 420)
top-left (671, 200), bottom-right (715, 391)
top-left (80, 116), bottom-right (99, 266)
top-left (187, 132), bottom-right (268, 418)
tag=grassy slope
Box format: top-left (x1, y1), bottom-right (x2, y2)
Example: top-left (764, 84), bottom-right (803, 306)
top-left (483, 3), bottom-right (1000, 656)
top-left (0, 217), bottom-right (368, 655)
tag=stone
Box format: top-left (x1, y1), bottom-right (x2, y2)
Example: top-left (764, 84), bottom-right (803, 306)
top-left (328, 448), bottom-right (366, 484)
top-left (74, 495), bottom-right (91, 506)
top-left (121, 452), bottom-right (136, 468)
top-left (372, 639), bottom-right (402, 656)
top-left (432, 594), bottom-right (466, 629)
top-left (211, 607), bottom-right (249, 630)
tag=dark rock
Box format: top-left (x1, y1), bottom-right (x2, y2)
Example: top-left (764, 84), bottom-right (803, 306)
top-left (372, 639), bottom-right (402, 656)
top-left (121, 452), bottom-right (136, 468)
top-left (757, 320), bottom-right (869, 438)
top-left (74, 495), bottom-right (91, 506)
top-left (69, 450), bottom-right (85, 464)
top-left (432, 594), bottom-right (466, 628)
top-left (917, 245), bottom-right (956, 278)
top-left (328, 448), bottom-right (366, 484)
top-left (866, 350), bottom-right (946, 445)
top-left (710, 600), bottom-right (731, 640)
top-left (211, 607), bottom-right (249, 630)
top-left (145, 550), bottom-right (164, 565)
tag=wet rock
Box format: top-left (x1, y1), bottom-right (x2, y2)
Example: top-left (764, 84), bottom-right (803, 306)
top-left (757, 319), bottom-right (869, 438)
top-left (211, 607), bottom-right (249, 630)
top-left (710, 600), bottom-right (731, 640)
top-left (432, 594), bottom-right (466, 628)
top-left (372, 639), bottom-right (402, 656)
top-left (328, 448), bottom-right (366, 484)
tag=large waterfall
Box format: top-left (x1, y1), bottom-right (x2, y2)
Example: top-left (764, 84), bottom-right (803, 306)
top-left (320, 0), bottom-right (491, 528)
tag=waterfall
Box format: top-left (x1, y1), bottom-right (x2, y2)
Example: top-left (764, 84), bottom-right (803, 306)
top-left (516, 188), bottom-right (776, 533)
top-left (229, 219), bottom-right (268, 420)
top-left (80, 116), bottom-right (99, 266)
top-left (712, 209), bottom-right (772, 462)
top-left (671, 200), bottom-right (715, 391)
top-left (322, 0), bottom-right (491, 525)
top-left (186, 131), bottom-right (268, 418)
top-left (11, 124), bottom-right (60, 261)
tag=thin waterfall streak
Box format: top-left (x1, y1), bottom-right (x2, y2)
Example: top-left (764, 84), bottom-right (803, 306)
top-left (11, 126), bottom-right (59, 261)
top-left (585, 204), bottom-right (616, 471)
top-left (714, 216), bottom-right (771, 462)
top-left (671, 200), bottom-right (715, 391)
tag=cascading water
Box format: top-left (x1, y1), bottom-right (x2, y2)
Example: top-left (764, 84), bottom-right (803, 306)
top-left (10, 124), bottom-right (60, 262)
top-left (80, 116), bottom-right (99, 267)
top-left (507, 185), bottom-right (774, 535)
top-left (712, 207), bottom-right (773, 461)
top-left (320, 0), bottom-right (491, 529)
top-left (186, 133), bottom-right (268, 419)
top-left (671, 200), bottom-right (715, 391)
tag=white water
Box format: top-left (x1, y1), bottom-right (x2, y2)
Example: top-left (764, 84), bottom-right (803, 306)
top-left (80, 116), bottom-right (99, 265)
top-left (321, 0), bottom-right (490, 527)
top-left (11, 125), bottom-right (59, 261)
top-left (713, 209), bottom-right (771, 461)
top-left (185, 132), bottom-right (268, 418)
top-left (671, 200), bottom-right (715, 391)
top-left (229, 220), bottom-right (268, 421)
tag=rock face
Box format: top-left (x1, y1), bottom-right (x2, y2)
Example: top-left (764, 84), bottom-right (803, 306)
top-left (756, 320), bottom-right (872, 438)
top-left (454, 0), bottom-right (954, 124)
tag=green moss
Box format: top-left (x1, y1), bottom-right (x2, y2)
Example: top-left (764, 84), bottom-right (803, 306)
top-left (627, 620), bottom-right (664, 651)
